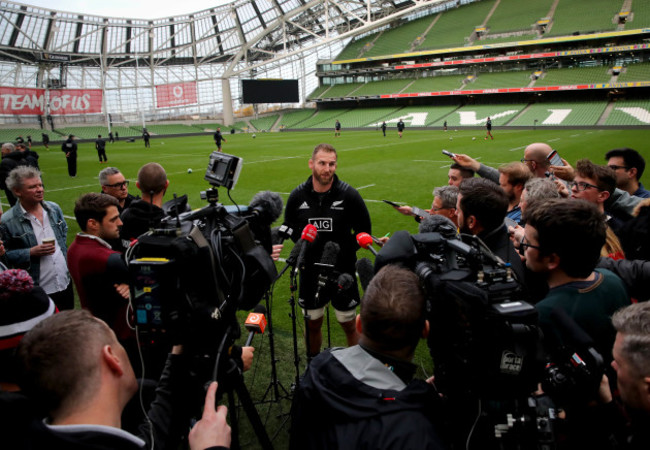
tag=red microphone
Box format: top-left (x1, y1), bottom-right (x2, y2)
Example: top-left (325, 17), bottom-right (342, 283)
top-left (244, 304), bottom-right (267, 346)
top-left (356, 232), bottom-right (378, 256)
top-left (294, 224), bottom-right (318, 274)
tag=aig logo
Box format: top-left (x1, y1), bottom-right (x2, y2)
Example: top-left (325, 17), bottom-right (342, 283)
top-left (308, 217), bottom-right (333, 232)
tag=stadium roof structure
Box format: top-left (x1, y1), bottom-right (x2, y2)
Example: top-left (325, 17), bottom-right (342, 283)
top-left (0, 0), bottom-right (449, 77)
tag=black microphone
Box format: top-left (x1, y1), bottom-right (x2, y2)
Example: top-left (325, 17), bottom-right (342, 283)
top-left (356, 258), bottom-right (375, 291)
top-left (271, 224), bottom-right (294, 245)
top-left (248, 191), bottom-right (283, 226)
top-left (337, 273), bottom-right (355, 293)
top-left (294, 224), bottom-right (317, 276)
top-left (244, 304), bottom-right (267, 346)
top-left (418, 214), bottom-right (458, 238)
top-left (275, 241), bottom-right (303, 280)
top-left (314, 242), bottom-right (341, 303)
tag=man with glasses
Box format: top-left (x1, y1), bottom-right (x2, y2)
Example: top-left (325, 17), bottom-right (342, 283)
top-left (392, 185), bottom-right (459, 227)
top-left (605, 148), bottom-right (650, 199)
top-left (99, 167), bottom-right (137, 214)
top-left (523, 198), bottom-right (630, 448)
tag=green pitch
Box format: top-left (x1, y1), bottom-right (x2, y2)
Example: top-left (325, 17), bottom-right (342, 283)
top-left (3, 127), bottom-right (649, 447)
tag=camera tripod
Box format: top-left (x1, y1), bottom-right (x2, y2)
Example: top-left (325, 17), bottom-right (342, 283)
top-left (258, 291), bottom-right (291, 404)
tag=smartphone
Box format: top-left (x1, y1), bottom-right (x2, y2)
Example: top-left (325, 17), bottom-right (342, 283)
top-left (442, 149), bottom-right (455, 158)
top-left (412, 206), bottom-right (428, 218)
top-left (504, 217), bottom-right (517, 229)
top-left (382, 199), bottom-right (400, 207)
top-left (547, 150), bottom-right (564, 166)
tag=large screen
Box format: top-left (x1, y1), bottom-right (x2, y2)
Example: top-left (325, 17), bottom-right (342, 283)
top-left (241, 79), bottom-right (299, 104)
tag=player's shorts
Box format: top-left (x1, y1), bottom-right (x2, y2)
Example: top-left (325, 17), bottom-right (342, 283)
top-left (298, 269), bottom-right (360, 322)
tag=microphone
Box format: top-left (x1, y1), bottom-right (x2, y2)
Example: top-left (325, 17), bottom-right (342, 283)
top-left (418, 214), bottom-right (458, 239)
top-left (247, 191), bottom-right (283, 226)
top-left (337, 273), bottom-right (355, 292)
top-left (244, 304), bottom-right (267, 346)
top-left (294, 224), bottom-right (318, 275)
top-left (356, 232), bottom-right (377, 256)
top-left (355, 258), bottom-right (375, 291)
top-left (314, 242), bottom-right (341, 304)
top-left (271, 224), bottom-right (294, 245)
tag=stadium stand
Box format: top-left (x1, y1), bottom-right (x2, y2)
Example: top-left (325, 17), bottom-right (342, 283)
top-left (297, 109), bottom-right (351, 129)
top-left (435, 104), bottom-right (528, 127)
top-left (604, 99), bottom-right (650, 126)
top-left (335, 33), bottom-right (377, 61)
top-left (278, 109), bottom-right (316, 129)
top-left (363, 15), bottom-right (435, 57)
top-left (0, 129), bottom-right (43, 143)
top-left (353, 79), bottom-right (412, 96)
top-left (250, 115), bottom-right (279, 131)
top-left (485, 0), bottom-right (553, 35)
top-left (617, 63), bottom-right (650, 82)
top-left (53, 127), bottom-right (112, 140)
top-left (546, 0), bottom-right (623, 37)
top-left (307, 84), bottom-right (331, 100)
top-left (142, 124), bottom-right (203, 135)
top-left (388, 105), bottom-right (460, 127)
top-left (468, 71), bottom-right (534, 89)
top-left (339, 106), bottom-right (402, 128)
top-left (416, 0), bottom-right (498, 51)
top-left (534, 66), bottom-right (613, 86)
top-left (403, 75), bottom-right (467, 93)
top-left (319, 82), bottom-right (364, 99)
top-left (509, 102), bottom-right (609, 126)
top-left (479, 34), bottom-right (537, 44)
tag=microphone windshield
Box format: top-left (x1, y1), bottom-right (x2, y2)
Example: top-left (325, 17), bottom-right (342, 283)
top-left (337, 273), bottom-right (355, 291)
top-left (418, 214), bottom-right (458, 238)
top-left (356, 232), bottom-right (374, 249)
top-left (245, 304), bottom-right (268, 333)
top-left (286, 240), bottom-right (303, 265)
top-left (249, 191), bottom-right (284, 224)
top-left (355, 258), bottom-right (375, 291)
top-left (320, 241), bottom-right (340, 266)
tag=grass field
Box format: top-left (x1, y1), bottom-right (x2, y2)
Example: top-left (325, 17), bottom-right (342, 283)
top-left (2, 127), bottom-right (650, 448)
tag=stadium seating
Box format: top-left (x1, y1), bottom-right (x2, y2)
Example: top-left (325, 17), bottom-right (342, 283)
top-left (385, 105), bottom-right (460, 127)
top-left (436, 104), bottom-right (527, 127)
top-left (534, 66), bottom-right (613, 86)
top-left (352, 79), bottom-right (412, 96)
top-left (307, 84), bottom-right (331, 100)
top-left (469, 71), bottom-right (533, 89)
top-left (485, 0), bottom-right (553, 35)
top-left (413, 0), bottom-right (498, 51)
top-left (604, 99), bottom-right (650, 126)
top-left (278, 109), bottom-right (316, 129)
top-left (545, 0), bottom-right (623, 37)
top-left (319, 83), bottom-right (364, 99)
top-left (249, 115), bottom-right (279, 131)
top-left (143, 124), bottom-right (202, 135)
top-left (403, 75), bottom-right (467, 93)
top-left (297, 109), bottom-right (351, 129)
top-left (617, 63), bottom-right (650, 82)
top-left (509, 102), bottom-right (609, 126)
top-left (0, 129), bottom-right (42, 143)
top-left (54, 126), bottom-right (112, 140)
top-left (339, 106), bottom-right (403, 127)
top-left (363, 15), bottom-right (436, 57)
top-left (335, 33), bottom-right (376, 61)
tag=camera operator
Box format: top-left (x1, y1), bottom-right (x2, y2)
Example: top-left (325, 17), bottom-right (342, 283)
top-left (284, 143), bottom-right (371, 357)
top-left (290, 265), bottom-right (447, 450)
top-left (120, 162), bottom-right (169, 241)
top-left (456, 177), bottom-right (526, 282)
top-left (8, 310), bottom-right (231, 450)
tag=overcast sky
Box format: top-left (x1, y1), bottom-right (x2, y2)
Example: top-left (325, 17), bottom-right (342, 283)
top-left (19, 0), bottom-right (228, 19)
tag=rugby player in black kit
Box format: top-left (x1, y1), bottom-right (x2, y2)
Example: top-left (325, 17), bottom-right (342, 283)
top-left (284, 143), bottom-right (371, 357)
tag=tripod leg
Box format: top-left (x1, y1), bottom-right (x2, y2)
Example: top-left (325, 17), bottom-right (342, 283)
top-left (326, 304), bottom-right (331, 349)
top-left (227, 389), bottom-right (241, 449)
top-left (233, 372), bottom-right (274, 450)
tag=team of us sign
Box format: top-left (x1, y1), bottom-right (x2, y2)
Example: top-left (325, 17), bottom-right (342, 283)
top-left (0, 87), bottom-right (103, 115)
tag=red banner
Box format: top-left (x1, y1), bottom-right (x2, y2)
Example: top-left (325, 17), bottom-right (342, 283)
top-left (0, 87), bottom-right (103, 115)
top-left (155, 82), bottom-right (197, 108)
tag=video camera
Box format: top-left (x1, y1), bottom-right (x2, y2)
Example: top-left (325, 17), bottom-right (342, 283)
top-left (126, 152), bottom-right (278, 384)
top-left (374, 229), bottom-right (543, 400)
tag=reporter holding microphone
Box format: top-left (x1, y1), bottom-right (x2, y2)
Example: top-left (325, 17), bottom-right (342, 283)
top-left (283, 143), bottom-right (371, 357)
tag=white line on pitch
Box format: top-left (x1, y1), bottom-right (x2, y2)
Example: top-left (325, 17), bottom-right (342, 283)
top-left (509, 146), bottom-right (526, 152)
top-left (357, 184), bottom-right (375, 190)
top-left (48, 183), bottom-right (99, 192)
top-left (548, 138), bottom-right (561, 142)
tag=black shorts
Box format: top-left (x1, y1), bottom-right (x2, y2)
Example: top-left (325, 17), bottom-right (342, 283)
top-left (298, 269), bottom-right (360, 311)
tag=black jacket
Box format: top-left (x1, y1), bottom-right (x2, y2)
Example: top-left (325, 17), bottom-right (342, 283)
top-left (290, 346), bottom-right (447, 450)
top-left (0, 152), bottom-right (27, 189)
top-left (597, 257), bottom-right (650, 301)
top-left (120, 199), bottom-right (165, 241)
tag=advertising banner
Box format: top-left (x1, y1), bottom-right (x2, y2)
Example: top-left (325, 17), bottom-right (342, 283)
top-left (0, 87), bottom-right (103, 115)
top-left (155, 82), bottom-right (198, 108)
